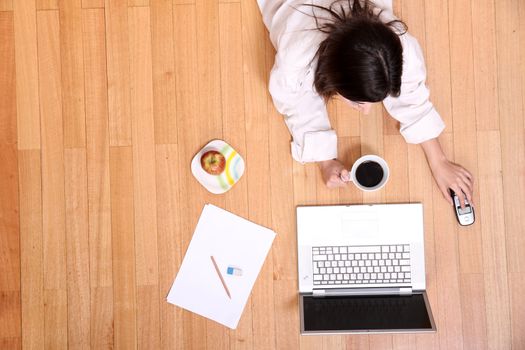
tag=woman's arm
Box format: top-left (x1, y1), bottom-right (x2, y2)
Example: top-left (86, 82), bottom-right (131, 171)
top-left (420, 137), bottom-right (474, 208)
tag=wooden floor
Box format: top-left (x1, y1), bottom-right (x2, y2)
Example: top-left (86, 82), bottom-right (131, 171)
top-left (0, 0), bottom-right (524, 349)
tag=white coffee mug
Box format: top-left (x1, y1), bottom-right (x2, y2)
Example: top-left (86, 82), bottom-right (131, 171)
top-left (348, 155), bottom-right (390, 192)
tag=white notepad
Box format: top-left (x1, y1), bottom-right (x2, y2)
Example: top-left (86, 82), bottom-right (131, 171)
top-left (167, 204), bottom-right (276, 329)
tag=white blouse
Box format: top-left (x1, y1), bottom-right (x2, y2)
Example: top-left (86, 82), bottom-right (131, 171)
top-left (259, 0), bottom-right (445, 163)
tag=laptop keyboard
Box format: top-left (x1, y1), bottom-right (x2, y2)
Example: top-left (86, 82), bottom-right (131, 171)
top-left (312, 245), bottom-right (411, 286)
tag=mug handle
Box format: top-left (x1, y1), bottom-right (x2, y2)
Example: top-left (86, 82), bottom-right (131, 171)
top-left (340, 171), bottom-right (352, 183)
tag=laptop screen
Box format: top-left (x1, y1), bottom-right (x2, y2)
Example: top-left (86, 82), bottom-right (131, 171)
top-left (302, 293), bottom-right (433, 333)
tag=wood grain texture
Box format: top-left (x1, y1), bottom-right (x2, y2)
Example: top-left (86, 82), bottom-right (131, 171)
top-left (242, 1), bottom-right (275, 348)
top-left (423, 0), bottom-right (453, 130)
top-left (0, 11), bottom-right (20, 293)
top-left (3, 0), bottom-right (523, 348)
top-left (335, 96), bottom-right (361, 137)
top-left (64, 148), bottom-right (91, 349)
top-left (105, 0), bottom-right (132, 146)
top-left (0, 291), bottom-right (21, 341)
top-left (0, 0), bottom-right (12, 11)
top-left (495, 0), bottom-right (525, 275)
top-left (109, 146), bottom-right (137, 350)
top-left (173, 4), bottom-right (211, 349)
top-left (195, 0), bottom-right (230, 348)
top-left (128, 6), bottom-right (160, 349)
top-left (156, 144), bottom-right (184, 350)
top-left (459, 273), bottom-right (488, 349)
top-left (477, 130), bottom-right (511, 349)
top-left (128, 0), bottom-right (148, 7)
top-left (36, 0), bottom-right (58, 10)
top-left (37, 11), bottom-right (68, 349)
top-left (509, 273), bottom-right (525, 350)
top-left (82, 9), bottom-right (114, 348)
top-left (13, 0), bottom-right (40, 149)
top-left (82, 0), bottom-right (104, 8)
top-left (18, 150), bottom-right (44, 349)
top-left (218, 5), bottom-right (255, 347)
top-left (151, 0), bottom-right (177, 144)
top-left (59, 0), bottom-right (86, 149)
top-left (447, 0), bottom-right (483, 274)
top-left (471, 0), bottom-right (499, 131)
top-left (431, 134), bottom-right (463, 350)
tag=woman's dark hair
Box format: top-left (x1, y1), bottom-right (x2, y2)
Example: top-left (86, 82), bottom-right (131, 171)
top-left (302, 0), bottom-right (407, 102)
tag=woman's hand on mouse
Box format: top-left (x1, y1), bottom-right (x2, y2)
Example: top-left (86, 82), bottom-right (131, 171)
top-left (318, 159), bottom-right (350, 188)
top-left (420, 138), bottom-right (474, 208)
top-left (430, 158), bottom-right (474, 208)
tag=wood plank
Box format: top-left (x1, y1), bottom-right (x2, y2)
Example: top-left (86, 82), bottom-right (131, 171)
top-left (495, 0), bottom-right (525, 274)
top-left (218, 4), bottom-right (254, 348)
top-left (109, 146), bottom-right (137, 350)
top-left (173, 4), bottom-right (209, 348)
top-left (407, 143), bottom-right (438, 350)
top-left (128, 6), bottom-right (161, 349)
top-left (43, 289), bottom-right (68, 349)
top-left (37, 10), bottom-right (68, 349)
top-left (37, 8), bottom-right (65, 288)
top-left (90, 287), bottom-right (113, 348)
top-left (459, 274), bottom-right (488, 350)
top-left (105, 0), bottom-right (132, 146)
top-left (477, 130), bottom-right (511, 349)
top-left (82, 9), bottom-right (114, 348)
top-left (155, 144), bottom-right (184, 350)
top-left (446, 0), bottom-right (482, 275)
top-left (335, 96), bottom-right (360, 137)
top-left (0, 338), bottom-right (21, 349)
top-left (18, 150), bottom-right (45, 349)
top-left (64, 148), bottom-right (91, 349)
top-left (346, 336), bottom-right (370, 350)
top-left (369, 337), bottom-right (392, 350)
top-left (241, 0), bottom-right (275, 348)
top-left (36, 0), bottom-right (58, 10)
top-left (151, 0), bottom-right (177, 144)
top-left (195, 0), bottom-right (230, 347)
top-left (424, 0), bottom-right (453, 130)
top-left (431, 134), bottom-right (463, 350)
top-left (0, 12), bottom-right (20, 296)
top-left (471, 0), bottom-right (499, 131)
top-left (59, 0), bottom-right (86, 148)
top-left (509, 273), bottom-right (525, 350)
top-left (82, 0), bottom-right (104, 8)
top-left (0, 291), bottom-right (21, 341)
top-left (128, 0), bottom-right (148, 7)
top-left (384, 135), bottom-right (408, 203)
top-left (13, 0), bottom-right (40, 149)
top-left (0, 0), bottom-right (12, 12)
top-left (273, 280), bottom-right (300, 350)
top-left (392, 335), bottom-right (417, 350)
top-left (521, 0), bottom-right (525, 118)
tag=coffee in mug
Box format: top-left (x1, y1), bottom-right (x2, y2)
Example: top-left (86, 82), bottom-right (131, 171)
top-left (349, 155), bottom-right (389, 191)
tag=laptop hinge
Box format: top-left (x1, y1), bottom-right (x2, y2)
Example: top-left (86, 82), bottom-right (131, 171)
top-left (313, 287), bottom-right (412, 297)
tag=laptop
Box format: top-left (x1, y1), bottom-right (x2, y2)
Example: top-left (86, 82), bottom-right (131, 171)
top-left (297, 203), bottom-right (436, 334)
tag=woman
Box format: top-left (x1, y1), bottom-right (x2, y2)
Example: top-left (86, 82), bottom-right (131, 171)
top-left (259, 0), bottom-right (474, 207)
